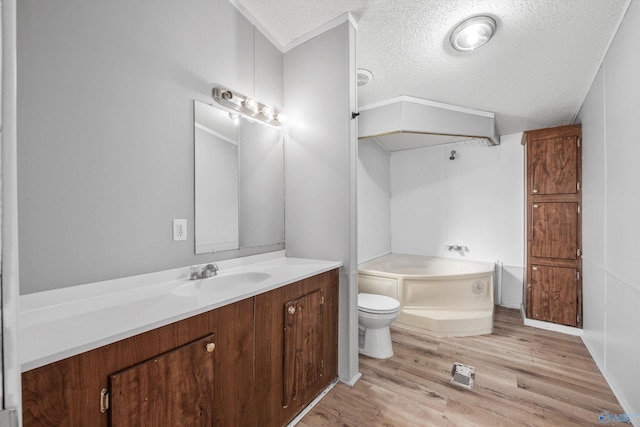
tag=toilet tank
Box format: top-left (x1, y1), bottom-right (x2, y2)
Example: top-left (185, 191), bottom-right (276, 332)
top-left (358, 274), bottom-right (398, 300)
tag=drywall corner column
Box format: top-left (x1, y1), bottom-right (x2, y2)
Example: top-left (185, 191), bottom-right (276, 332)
top-left (284, 19), bottom-right (359, 384)
top-left (2, 0), bottom-right (23, 421)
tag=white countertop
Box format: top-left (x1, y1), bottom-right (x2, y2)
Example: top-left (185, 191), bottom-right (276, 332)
top-left (20, 251), bottom-right (342, 372)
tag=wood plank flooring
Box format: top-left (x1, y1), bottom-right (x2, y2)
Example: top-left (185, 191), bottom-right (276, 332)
top-left (298, 306), bottom-right (626, 426)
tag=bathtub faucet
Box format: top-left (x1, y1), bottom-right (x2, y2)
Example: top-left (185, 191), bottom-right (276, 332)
top-left (446, 245), bottom-right (469, 253)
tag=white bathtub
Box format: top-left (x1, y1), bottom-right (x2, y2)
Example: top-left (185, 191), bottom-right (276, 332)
top-left (358, 253), bottom-right (495, 337)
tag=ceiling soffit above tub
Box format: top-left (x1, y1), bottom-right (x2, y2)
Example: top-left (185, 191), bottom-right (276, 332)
top-left (358, 96), bottom-right (499, 150)
top-left (232, 0), bottom-right (630, 135)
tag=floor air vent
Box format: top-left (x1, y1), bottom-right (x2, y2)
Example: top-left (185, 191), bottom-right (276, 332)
top-left (450, 362), bottom-right (475, 390)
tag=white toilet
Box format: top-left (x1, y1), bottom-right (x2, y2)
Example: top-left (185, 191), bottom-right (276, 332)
top-left (358, 293), bottom-right (400, 359)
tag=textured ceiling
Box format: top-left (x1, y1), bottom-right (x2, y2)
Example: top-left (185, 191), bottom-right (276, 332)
top-left (236, 0), bottom-right (628, 135)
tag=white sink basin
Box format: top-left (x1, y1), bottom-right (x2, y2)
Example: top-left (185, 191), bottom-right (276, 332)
top-left (172, 271), bottom-right (271, 297)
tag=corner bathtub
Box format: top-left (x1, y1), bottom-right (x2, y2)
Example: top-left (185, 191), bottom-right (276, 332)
top-left (358, 253), bottom-right (495, 337)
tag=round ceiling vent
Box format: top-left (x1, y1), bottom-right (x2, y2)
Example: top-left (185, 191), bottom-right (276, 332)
top-left (357, 69), bottom-right (373, 87)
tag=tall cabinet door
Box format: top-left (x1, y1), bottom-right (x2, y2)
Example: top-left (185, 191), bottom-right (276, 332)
top-left (523, 124), bottom-right (582, 328)
top-left (530, 202), bottom-right (580, 260)
top-left (529, 134), bottom-right (580, 195)
top-left (529, 265), bottom-right (578, 327)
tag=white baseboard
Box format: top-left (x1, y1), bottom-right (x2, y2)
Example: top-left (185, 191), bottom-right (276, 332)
top-left (582, 334), bottom-right (640, 427)
top-left (287, 379), bottom-right (340, 426)
top-left (340, 371), bottom-right (363, 387)
top-left (520, 306), bottom-right (639, 424)
top-left (519, 305), bottom-right (583, 336)
top-left (498, 301), bottom-right (521, 309)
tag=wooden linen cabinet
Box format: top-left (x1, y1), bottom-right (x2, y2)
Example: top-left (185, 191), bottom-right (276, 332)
top-left (522, 124), bottom-right (582, 328)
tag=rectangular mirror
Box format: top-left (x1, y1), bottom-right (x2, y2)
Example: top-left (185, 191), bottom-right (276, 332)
top-left (194, 100), bottom-right (285, 254)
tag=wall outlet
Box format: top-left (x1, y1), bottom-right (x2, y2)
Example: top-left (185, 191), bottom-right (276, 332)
top-left (173, 219), bottom-right (187, 241)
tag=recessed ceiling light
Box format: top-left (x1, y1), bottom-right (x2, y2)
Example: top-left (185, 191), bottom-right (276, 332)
top-left (450, 16), bottom-right (496, 52)
top-left (357, 69), bottom-right (373, 87)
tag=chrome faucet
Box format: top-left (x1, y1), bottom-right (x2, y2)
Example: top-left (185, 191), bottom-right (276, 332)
top-left (189, 263), bottom-right (219, 280)
top-left (446, 245), bottom-right (469, 252)
top-left (203, 263), bottom-right (219, 277)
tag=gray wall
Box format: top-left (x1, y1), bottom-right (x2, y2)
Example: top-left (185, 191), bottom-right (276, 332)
top-left (577, 0), bottom-right (640, 415)
top-left (284, 20), bottom-right (359, 385)
top-left (17, 0), bottom-right (283, 294)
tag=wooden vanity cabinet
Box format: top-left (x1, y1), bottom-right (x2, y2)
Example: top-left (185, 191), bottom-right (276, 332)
top-left (522, 124), bottom-right (582, 327)
top-left (255, 269), bottom-right (339, 426)
top-left (22, 269), bottom-right (339, 427)
top-left (22, 298), bottom-right (255, 427)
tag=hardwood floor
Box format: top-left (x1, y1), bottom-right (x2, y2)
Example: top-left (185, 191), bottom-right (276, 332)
top-left (298, 306), bottom-right (626, 426)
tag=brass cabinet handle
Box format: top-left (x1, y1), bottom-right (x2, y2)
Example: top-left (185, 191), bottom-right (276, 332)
top-left (532, 189), bottom-right (538, 193)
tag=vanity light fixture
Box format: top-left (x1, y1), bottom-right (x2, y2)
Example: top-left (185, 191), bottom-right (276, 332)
top-left (213, 86), bottom-right (286, 127)
top-left (450, 15), bottom-right (496, 52)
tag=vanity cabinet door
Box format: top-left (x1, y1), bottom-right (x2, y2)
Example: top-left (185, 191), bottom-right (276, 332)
top-left (109, 334), bottom-right (216, 426)
top-left (255, 269), bottom-right (338, 427)
top-left (283, 289), bottom-right (324, 408)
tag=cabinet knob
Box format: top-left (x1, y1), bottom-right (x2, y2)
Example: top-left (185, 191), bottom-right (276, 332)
top-left (288, 306), bottom-right (296, 315)
top-left (206, 342), bottom-right (216, 353)
top-left (532, 189), bottom-right (538, 193)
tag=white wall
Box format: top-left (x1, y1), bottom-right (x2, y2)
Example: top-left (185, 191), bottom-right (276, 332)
top-left (284, 19), bottom-right (359, 385)
top-left (17, 0), bottom-right (284, 293)
top-left (357, 139), bottom-right (391, 263)
top-left (390, 135), bottom-right (524, 307)
top-left (577, 0), bottom-right (640, 416)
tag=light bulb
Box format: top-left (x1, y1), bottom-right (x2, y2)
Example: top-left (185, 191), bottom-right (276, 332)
top-left (244, 97), bottom-right (258, 112)
top-left (466, 31), bottom-right (480, 48)
top-left (261, 105), bottom-right (274, 120)
top-left (275, 112), bottom-right (288, 124)
top-left (450, 16), bottom-right (496, 52)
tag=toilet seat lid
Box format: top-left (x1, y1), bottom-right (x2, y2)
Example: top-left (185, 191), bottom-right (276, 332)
top-left (358, 293), bottom-right (400, 314)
